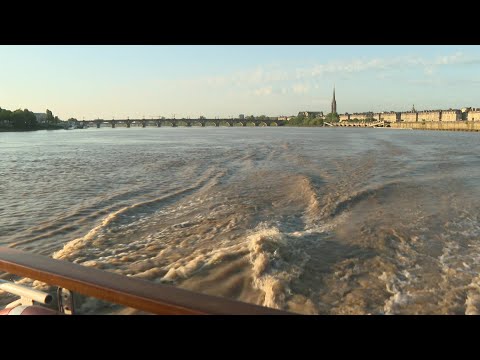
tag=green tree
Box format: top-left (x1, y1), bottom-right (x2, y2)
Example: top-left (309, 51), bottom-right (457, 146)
top-left (9, 109), bottom-right (35, 129)
top-left (325, 112), bottom-right (340, 122)
top-left (46, 109), bottom-right (54, 124)
top-left (312, 117), bottom-right (324, 126)
top-left (25, 109), bottom-right (37, 128)
top-left (0, 107), bottom-right (13, 127)
top-left (284, 113), bottom-right (326, 127)
top-left (11, 109), bottom-right (26, 129)
top-left (0, 107), bottom-right (63, 131)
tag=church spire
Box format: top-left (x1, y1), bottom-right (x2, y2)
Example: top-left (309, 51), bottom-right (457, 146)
top-left (331, 85), bottom-right (337, 114)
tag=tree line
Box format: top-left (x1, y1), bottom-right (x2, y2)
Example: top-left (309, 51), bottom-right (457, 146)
top-left (0, 107), bottom-right (62, 131)
top-left (286, 112), bottom-right (340, 126)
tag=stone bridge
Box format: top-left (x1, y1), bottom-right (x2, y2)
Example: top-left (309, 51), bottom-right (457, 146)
top-left (81, 118), bottom-right (286, 128)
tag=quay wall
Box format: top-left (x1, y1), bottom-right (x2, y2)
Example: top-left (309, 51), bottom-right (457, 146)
top-left (390, 121), bottom-right (480, 131)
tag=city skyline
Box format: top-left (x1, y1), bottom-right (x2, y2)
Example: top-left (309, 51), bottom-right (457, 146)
top-left (1, 45), bottom-right (480, 120)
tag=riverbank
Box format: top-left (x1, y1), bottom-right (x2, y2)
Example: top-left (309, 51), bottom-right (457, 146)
top-left (0, 125), bottom-right (64, 132)
top-left (391, 121), bottom-right (480, 131)
top-left (285, 125), bottom-right (323, 127)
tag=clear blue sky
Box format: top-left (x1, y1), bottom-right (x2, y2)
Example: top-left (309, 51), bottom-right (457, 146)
top-left (1, 45), bottom-right (480, 119)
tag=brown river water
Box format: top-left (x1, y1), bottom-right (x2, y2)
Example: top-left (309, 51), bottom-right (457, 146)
top-left (1, 127), bottom-right (480, 314)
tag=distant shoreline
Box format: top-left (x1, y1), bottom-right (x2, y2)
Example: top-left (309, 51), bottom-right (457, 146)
top-left (0, 126), bottom-right (64, 133)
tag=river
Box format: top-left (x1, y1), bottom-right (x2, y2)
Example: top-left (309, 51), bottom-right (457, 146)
top-left (1, 127), bottom-right (480, 314)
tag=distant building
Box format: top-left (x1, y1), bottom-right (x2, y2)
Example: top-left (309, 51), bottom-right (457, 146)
top-left (278, 116), bottom-right (295, 121)
top-left (462, 107), bottom-right (472, 120)
top-left (398, 109), bottom-right (461, 122)
top-left (400, 111), bottom-right (418, 122)
top-left (441, 109), bottom-right (462, 122)
top-left (298, 111), bottom-right (324, 118)
top-left (34, 112), bottom-right (47, 124)
top-left (467, 108), bottom-right (480, 121)
top-left (379, 112), bottom-right (401, 123)
top-left (417, 110), bottom-right (441, 122)
top-left (295, 91), bottom-right (470, 124)
top-left (239, 114), bottom-right (245, 119)
top-left (348, 112), bottom-right (374, 121)
top-left (331, 86), bottom-right (337, 114)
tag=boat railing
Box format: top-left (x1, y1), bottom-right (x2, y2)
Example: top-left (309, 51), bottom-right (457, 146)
top-left (0, 279), bottom-right (53, 308)
top-left (0, 247), bottom-right (291, 315)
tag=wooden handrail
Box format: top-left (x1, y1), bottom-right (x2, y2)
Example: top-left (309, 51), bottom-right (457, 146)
top-left (0, 247), bottom-right (291, 315)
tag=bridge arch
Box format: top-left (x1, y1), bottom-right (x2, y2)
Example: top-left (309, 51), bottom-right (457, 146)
top-left (176, 120), bottom-right (189, 127)
top-left (204, 121), bottom-right (218, 127)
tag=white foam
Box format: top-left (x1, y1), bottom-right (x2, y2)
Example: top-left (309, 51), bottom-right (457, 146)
top-left (53, 167), bottom-right (224, 261)
top-left (246, 225), bottom-right (309, 310)
top-left (465, 276), bottom-right (480, 315)
top-left (159, 241), bottom-right (246, 282)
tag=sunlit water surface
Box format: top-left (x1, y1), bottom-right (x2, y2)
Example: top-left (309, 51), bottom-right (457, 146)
top-left (1, 127), bottom-right (480, 314)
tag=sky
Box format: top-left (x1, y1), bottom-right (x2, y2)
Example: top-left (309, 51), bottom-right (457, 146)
top-left (1, 45), bottom-right (480, 120)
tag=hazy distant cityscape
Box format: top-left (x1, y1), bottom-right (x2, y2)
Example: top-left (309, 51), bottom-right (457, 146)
top-left (2, 86), bottom-right (480, 132)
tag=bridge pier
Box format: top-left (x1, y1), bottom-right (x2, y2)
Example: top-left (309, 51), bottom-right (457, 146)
top-left (126, 121), bottom-right (131, 128)
top-left (156, 121), bottom-right (161, 127)
top-left (111, 120), bottom-right (116, 128)
top-left (142, 121), bottom-right (146, 128)
top-left (96, 122), bottom-right (101, 128)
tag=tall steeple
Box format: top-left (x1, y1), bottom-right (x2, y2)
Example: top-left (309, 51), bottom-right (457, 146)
top-left (331, 85), bottom-right (337, 114)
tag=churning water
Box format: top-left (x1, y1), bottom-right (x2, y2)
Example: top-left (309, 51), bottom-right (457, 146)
top-left (1, 127), bottom-right (480, 314)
